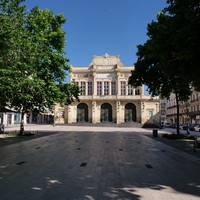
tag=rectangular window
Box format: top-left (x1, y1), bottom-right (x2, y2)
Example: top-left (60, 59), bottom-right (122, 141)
top-left (97, 82), bottom-right (102, 95)
top-left (74, 82), bottom-right (79, 86)
top-left (148, 110), bottom-right (153, 118)
top-left (104, 81), bottom-right (109, 95)
top-left (120, 81), bottom-right (126, 95)
top-left (80, 82), bottom-right (86, 95)
top-left (111, 81), bottom-right (116, 95)
top-left (135, 87), bottom-right (140, 95)
top-left (128, 84), bottom-right (133, 95)
top-left (88, 82), bottom-right (92, 95)
top-left (161, 103), bottom-right (166, 108)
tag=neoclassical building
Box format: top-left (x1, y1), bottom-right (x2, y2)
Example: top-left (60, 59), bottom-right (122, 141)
top-left (55, 54), bottom-right (159, 125)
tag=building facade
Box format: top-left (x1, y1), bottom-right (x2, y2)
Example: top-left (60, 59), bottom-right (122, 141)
top-left (55, 54), bottom-right (160, 125)
top-left (0, 108), bottom-right (23, 127)
top-left (162, 91), bottom-right (200, 125)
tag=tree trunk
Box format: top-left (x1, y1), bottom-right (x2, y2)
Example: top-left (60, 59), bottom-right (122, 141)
top-left (175, 92), bottom-right (180, 136)
top-left (19, 111), bottom-right (25, 135)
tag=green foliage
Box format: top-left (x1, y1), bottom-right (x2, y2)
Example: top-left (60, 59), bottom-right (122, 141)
top-left (129, 0), bottom-right (200, 100)
top-left (59, 83), bottom-right (80, 105)
top-left (0, 0), bottom-right (79, 117)
top-left (129, 0), bottom-right (199, 135)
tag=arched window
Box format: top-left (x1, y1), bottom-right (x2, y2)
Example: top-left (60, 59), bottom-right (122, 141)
top-left (101, 103), bottom-right (112, 122)
top-left (77, 103), bottom-right (88, 122)
top-left (125, 103), bottom-right (136, 122)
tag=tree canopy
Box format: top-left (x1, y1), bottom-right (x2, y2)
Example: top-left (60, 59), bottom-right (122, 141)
top-left (0, 0), bottom-right (79, 118)
top-left (128, 0), bottom-right (200, 134)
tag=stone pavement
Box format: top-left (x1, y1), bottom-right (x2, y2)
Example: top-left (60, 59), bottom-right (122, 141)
top-left (0, 125), bottom-right (200, 200)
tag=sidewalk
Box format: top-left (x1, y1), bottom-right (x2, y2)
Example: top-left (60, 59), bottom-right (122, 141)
top-left (1, 124), bottom-right (200, 158)
top-left (0, 125), bottom-right (200, 200)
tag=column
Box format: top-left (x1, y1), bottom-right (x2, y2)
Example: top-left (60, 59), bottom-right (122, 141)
top-left (85, 81), bottom-right (88, 96)
top-left (126, 84), bottom-right (128, 96)
top-left (67, 105), bottom-right (72, 123)
top-left (133, 88), bottom-right (135, 95)
top-left (92, 101), bottom-right (96, 123)
top-left (92, 73), bottom-right (96, 95)
top-left (141, 85), bottom-right (144, 95)
top-left (116, 101), bottom-right (121, 124)
top-left (3, 113), bottom-right (6, 125)
top-left (116, 72), bottom-right (120, 95)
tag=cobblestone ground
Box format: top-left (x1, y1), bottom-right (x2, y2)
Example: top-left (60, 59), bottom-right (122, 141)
top-left (0, 125), bottom-right (200, 200)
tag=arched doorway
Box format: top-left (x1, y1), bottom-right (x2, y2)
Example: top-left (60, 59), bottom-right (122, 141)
top-left (77, 103), bottom-right (88, 122)
top-left (125, 103), bottom-right (136, 122)
top-left (101, 103), bottom-right (112, 122)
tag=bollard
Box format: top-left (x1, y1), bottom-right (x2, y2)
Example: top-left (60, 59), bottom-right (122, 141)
top-left (153, 129), bottom-right (158, 138)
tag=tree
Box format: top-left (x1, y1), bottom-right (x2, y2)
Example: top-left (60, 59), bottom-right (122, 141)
top-left (129, 0), bottom-right (200, 135)
top-left (0, 0), bottom-right (79, 133)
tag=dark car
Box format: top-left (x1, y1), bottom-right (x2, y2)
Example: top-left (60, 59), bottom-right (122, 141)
top-left (179, 124), bottom-right (187, 130)
top-left (170, 123), bottom-right (177, 128)
top-left (188, 124), bottom-right (196, 131)
top-left (182, 124), bottom-right (196, 131)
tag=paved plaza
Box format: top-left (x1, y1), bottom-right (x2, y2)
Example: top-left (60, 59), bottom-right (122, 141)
top-left (0, 125), bottom-right (200, 200)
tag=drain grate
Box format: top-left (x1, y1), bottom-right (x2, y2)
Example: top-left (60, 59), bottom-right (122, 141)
top-left (77, 148), bottom-right (81, 150)
top-left (145, 164), bottom-right (153, 169)
top-left (119, 149), bottom-right (123, 151)
top-left (16, 161), bottom-right (26, 166)
top-left (80, 162), bottom-right (87, 167)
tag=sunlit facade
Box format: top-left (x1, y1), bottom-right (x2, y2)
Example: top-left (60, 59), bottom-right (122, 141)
top-left (55, 54), bottom-right (159, 125)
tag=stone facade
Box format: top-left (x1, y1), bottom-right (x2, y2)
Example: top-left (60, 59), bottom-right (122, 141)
top-left (55, 54), bottom-right (160, 125)
top-left (165, 91), bottom-right (200, 125)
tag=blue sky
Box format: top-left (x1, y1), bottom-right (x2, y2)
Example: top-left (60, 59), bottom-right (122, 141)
top-left (25, 0), bottom-right (167, 67)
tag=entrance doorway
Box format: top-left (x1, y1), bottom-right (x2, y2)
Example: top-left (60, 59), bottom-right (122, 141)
top-left (125, 103), bottom-right (136, 122)
top-left (101, 103), bottom-right (112, 122)
top-left (77, 103), bottom-right (88, 122)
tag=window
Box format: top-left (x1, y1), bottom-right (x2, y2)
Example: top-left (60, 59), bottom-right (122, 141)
top-left (14, 113), bottom-right (21, 124)
top-left (104, 81), bottom-right (109, 95)
top-left (74, 82), bottom-right (79, 86)
top-left (161, 103), bottom-right (166, 108)
top-left (120, 81), bottom-right (126, 95)
top-left (97, 82), bottom-right (102, 95)
top-left (88, 82), bottom-right (92, 95)
top-left (80, 82), bottom-right (86, 95)
top-left (111, 81), bottom-right (116, 95)
top-left (135, 87), bottom-right (140, 95)
top-left (128, 84), bottom-right (133, 95)
top-left (148, 110), bottom-right (153, 118)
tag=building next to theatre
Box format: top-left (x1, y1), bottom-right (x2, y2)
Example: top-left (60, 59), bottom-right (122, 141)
top-left (55, 54), bottom-right (160, 126)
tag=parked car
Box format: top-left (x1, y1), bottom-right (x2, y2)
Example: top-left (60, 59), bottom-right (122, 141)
top-left (179, 124), bottom-right (187, 130)
top-left (170, 123), bottom-right (177, 128)
top-left (194, 125), bottom-right (200, 132)
top-left (164, 122), bottom-right (171, 127)
top-left (188, 124), bottom-right (196, 131)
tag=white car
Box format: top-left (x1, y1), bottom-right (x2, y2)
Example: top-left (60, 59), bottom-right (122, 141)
top-left (194, 125), bottom-right (200, 132)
